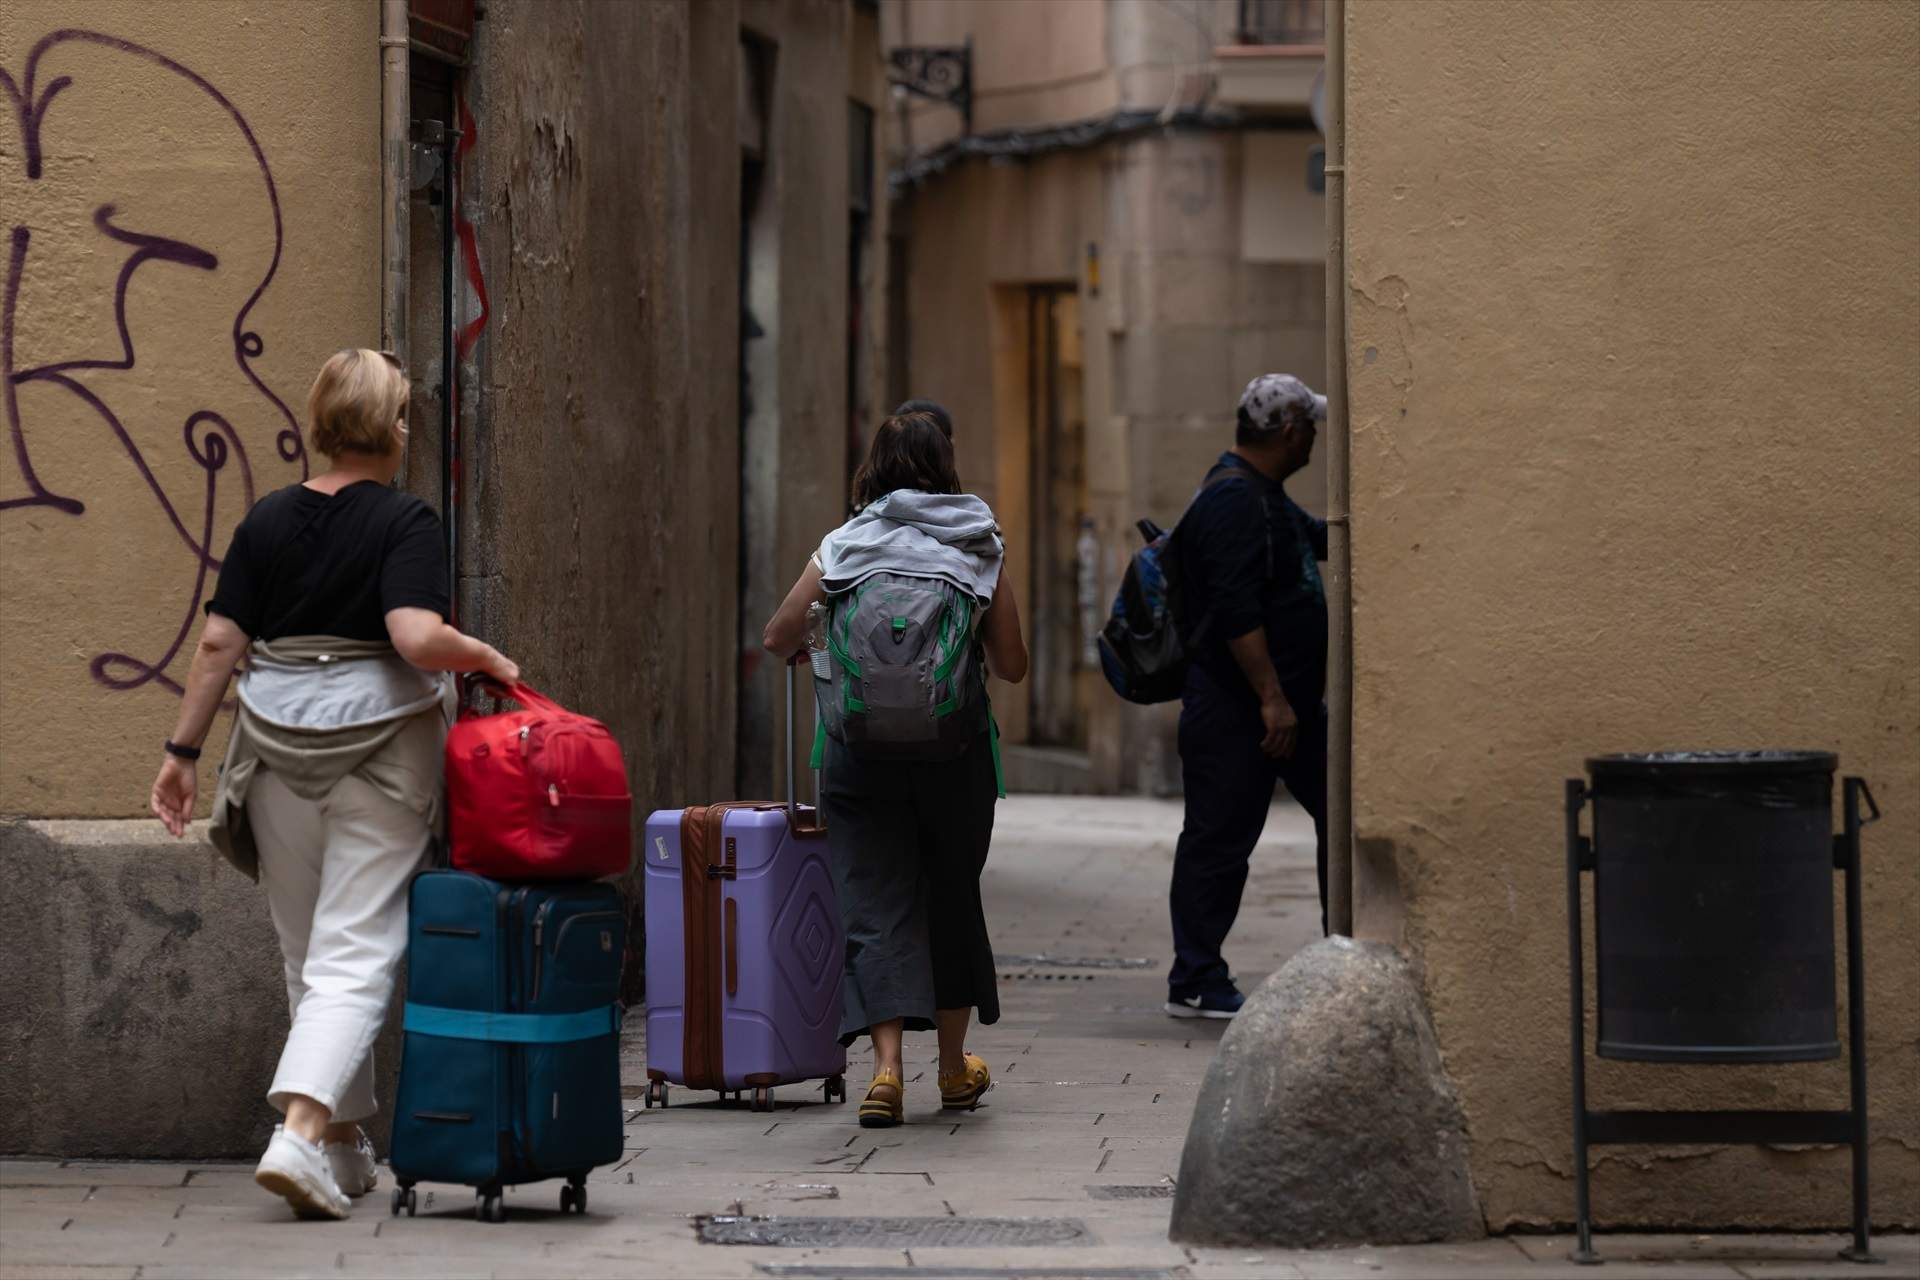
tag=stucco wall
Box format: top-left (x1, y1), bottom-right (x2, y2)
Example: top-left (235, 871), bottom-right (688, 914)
top-left (1, 0), bottom-right (380, 816)
top-left (1345, 0), bottom-right (1919, 1229)
top-left (0, 0), bottom-right (385, 1157)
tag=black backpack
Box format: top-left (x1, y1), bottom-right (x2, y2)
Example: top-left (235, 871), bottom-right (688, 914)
top-left (1095, 472), bottom-right (1245, 705)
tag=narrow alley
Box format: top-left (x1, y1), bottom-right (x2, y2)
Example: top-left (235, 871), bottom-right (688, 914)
top-left (5, 798), bottom-right (1907, 1280)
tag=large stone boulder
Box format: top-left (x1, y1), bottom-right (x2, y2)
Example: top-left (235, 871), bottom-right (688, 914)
top-left (1170, 937), bottom-right (1482, 1248)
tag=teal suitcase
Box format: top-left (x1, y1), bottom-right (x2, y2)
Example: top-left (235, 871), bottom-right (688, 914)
top-left (388, 870), bottom-right (626, 1222)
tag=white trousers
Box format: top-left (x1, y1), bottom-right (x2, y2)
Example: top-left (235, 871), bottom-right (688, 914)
top-left (248, 769), bottom-right (429, 1122)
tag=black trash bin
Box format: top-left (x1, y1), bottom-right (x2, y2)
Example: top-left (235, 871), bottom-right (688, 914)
top-left (1587, 750), bottom-right (1839, 1063)
top-left (1564, 755), bottom-right (1881, 1266)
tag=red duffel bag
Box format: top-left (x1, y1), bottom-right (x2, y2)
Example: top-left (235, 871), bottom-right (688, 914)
top-left (446, 678), bottom-right (633, 880)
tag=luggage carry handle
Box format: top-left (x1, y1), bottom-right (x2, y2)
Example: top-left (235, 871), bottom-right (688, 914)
top-left (786, 655), bottom-right (826, 835)
top-left (462, 673), bottom-right (565, 718)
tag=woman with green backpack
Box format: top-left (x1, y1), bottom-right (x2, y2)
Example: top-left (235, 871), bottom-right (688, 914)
top-left (763, 410), bottom-right (1027, 1127)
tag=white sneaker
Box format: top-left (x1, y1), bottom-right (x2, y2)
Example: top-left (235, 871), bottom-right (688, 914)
top-left (324, 1130), bottom-right (379, 1198)
top-left (254, 1126), bottom-right (351, 1220)
top-left (1164, 987), bottom-right (1247, 1019)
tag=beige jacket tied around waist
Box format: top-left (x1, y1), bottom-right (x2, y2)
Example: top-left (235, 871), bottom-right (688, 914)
top-left (209, 635), bottom-right (457, 881)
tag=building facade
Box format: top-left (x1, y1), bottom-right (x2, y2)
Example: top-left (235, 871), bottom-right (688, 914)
top-left (883, 0), bottom-right (1330, 794)
top-left (1342, 0), bottom-right (1918, 1230)
top-left (0, 0), bottom-right (883, 1156)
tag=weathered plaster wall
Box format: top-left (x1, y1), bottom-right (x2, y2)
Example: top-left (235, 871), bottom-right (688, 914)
top-left (0, 0), bottom-right (380, 816)
top-left (0, 0), bottom-right (384, 1159)
top-left (460, 0), bottom-right (741, 997)
top-left (1345, 0), bottom-right (1920, 1229)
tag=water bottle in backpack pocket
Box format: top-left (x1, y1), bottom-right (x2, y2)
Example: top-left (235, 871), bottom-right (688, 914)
top-left (816, 571), bottom-right (986, 760)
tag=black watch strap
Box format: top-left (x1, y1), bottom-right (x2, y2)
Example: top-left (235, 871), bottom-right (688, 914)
top-left (164, 740), bottom-right (203, 761)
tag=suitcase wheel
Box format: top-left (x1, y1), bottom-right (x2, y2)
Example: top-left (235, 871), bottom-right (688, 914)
top-left (390, 1185), bottom-right (417, 1218)
top-left (476, 1189), bottom-right (506, 1224)
top-left (750, 1086), bottom-right (775, 1113)
top-left (645, 1079), bottom-right (669, 1109)
top-left (560, 1177), bottom-right (588, 1215)
top-left (823, 1075), bottom-right (847, 1105)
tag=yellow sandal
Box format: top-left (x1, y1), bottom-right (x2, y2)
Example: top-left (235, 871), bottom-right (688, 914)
top-left (938, 1053), bottom-right (992, 1111)
top-left (859, 1068), bottom-right (904, 1128)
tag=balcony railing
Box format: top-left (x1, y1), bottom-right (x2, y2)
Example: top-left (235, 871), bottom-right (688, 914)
top-left (1236, 0), bottom-right (1326, 47)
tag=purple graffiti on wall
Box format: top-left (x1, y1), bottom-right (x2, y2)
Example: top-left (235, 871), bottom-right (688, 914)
top-left (1, 29), bottom-right (301, 695)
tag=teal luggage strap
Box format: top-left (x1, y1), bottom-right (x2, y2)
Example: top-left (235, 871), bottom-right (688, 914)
top-left (403, 1002), bottom-right (621, 1044)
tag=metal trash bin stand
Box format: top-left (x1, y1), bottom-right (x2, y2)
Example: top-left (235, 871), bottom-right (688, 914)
top-left (1564, 752), bottom-right (1881, 1266)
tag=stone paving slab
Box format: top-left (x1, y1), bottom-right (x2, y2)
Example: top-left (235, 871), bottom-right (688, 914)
top-left (0, 1266), bottom-right (142, 1280)
top-left (0, 1162), bottom-right (191, 1190)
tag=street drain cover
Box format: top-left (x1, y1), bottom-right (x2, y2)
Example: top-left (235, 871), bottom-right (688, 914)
top-left (698, 1215), bottom-right (1092, 1248)
top-left (994, 952), bottom-right (1156, 970)
top-left (1086, 1184), bottom-right (1175, 1200)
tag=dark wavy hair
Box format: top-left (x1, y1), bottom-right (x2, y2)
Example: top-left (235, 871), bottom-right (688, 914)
top-left (851, 411), bottom-right (961, 510)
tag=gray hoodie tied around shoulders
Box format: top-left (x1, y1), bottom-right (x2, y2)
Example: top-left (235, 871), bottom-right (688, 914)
top-left (816, 490), bottom-right (1005, 602)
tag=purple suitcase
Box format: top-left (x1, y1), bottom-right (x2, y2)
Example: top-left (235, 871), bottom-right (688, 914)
top-left (642, 666), bottom-right (848, 1110)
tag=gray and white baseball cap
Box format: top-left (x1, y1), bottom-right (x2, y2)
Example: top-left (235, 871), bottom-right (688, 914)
top-left (1237, 373), bottom-right (1328, 433)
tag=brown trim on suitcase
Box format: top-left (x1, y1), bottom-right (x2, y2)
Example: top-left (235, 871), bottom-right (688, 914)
top-left (679, 801), bottom-right (774, 1091)
top-left (679, 805), bottom-right (718, 1089)
top-left (786, 807), bottom-right (828, 838)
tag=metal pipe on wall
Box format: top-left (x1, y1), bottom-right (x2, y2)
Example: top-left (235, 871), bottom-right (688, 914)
top-left (1323, 0), bottom-right (1354, 938)
top-left (438, 120), bottom-right (458, 620)
top-left (380, 0), bottom-right (410, 369)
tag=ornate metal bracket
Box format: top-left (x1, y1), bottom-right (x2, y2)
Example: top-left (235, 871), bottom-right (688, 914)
top-left (888, 39), bottom-right (972, 136)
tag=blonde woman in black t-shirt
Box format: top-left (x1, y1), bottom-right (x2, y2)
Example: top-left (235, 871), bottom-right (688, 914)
top-left (148, 349), bottom-right (518, 1221)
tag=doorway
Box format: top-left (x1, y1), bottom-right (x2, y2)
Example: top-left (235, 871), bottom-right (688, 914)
top-left (1025, 286), bottom-right (1089, 750)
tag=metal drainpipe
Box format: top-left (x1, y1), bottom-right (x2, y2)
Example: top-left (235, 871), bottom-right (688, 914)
top-left (380, 1), bottom-right (410, 383)
top-left (1323, 0), bottom-right (1354, 938)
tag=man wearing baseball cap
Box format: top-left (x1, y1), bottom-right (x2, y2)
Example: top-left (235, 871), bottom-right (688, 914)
top-left (1163, 373), bottom-right (1330, 1019)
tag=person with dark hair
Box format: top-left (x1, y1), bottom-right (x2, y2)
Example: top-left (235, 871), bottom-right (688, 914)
top-left (1163, 374), bottom-right (1330, 1020)
top-left (763, 411), bottom-right (1028, 1127)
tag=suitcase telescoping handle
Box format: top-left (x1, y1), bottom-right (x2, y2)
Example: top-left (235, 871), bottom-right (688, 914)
top-left (786, 655), bottom-right (822, 830)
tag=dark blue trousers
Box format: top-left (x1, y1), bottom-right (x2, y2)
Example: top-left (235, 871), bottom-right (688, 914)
top-left (1168, 666), bottom-right (1329, 999)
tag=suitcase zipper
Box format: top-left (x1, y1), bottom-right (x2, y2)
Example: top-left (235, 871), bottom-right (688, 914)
top-left (509, 888), bottom-right (532, 1177)
top-left (495, 887), bottom-right (519, 1181)
top-left (530, 899), bottom-right (554, 998)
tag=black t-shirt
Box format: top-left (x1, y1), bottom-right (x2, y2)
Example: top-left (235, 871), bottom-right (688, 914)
top-left (1175, 452), bottom-right (1329, 705)
top-left (206, 480), bottom-right (449, 641)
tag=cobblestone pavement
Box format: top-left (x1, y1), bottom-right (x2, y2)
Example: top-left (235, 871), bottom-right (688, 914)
top-left (2, 797), bottom-right (1909, 1280)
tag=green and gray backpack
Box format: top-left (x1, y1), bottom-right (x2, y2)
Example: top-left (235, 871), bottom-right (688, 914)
top-left (814, 571), bottom-right (988, 762)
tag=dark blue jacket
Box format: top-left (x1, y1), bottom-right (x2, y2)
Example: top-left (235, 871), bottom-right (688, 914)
top-left (1174, 452), bottom-right (1329, 706)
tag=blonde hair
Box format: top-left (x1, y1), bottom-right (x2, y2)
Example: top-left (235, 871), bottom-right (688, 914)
top-left (307, 348), bottom-right (408, 458)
